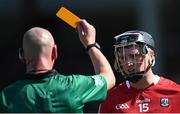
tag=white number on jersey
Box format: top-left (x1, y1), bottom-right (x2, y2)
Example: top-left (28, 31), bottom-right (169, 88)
top-left (138, 103), bottom-right (149, 112)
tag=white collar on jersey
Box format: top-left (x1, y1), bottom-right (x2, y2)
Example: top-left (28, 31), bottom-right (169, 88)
top-left (125, 75), bottom-right (160, 89)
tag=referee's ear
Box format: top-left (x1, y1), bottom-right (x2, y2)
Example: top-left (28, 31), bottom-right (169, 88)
top-left (51, 45), bottom-right (58, 61)
top-left (18, 48), bottom-right (26, 63)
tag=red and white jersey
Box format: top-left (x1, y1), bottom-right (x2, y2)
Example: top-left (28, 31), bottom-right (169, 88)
top-left (99, 76), bottom-right (180, 113)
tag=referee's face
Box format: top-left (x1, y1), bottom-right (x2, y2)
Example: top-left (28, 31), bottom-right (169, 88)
top-left (117, 44), bottom-right (150, 75)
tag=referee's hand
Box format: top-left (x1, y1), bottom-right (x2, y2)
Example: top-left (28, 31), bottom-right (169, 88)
top-left (76, 19), bottom-right (96, 48)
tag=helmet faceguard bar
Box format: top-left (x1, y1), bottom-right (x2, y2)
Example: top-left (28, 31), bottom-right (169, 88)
top-left (114, 44), bottom-right (146, 75)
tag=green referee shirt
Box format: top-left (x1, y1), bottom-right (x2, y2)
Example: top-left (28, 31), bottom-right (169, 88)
top-left (0, 70), bottom-right (107, 113)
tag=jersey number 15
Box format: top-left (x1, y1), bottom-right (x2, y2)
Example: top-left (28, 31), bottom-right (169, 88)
top-left (138, 103), bottom-right (149, 112)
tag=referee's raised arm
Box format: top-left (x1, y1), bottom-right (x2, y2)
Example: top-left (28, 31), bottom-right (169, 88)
top-left (76, 19), bottom-right (116, 90)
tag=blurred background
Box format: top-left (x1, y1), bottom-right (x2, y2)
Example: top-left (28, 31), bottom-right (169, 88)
top-left (0, 0), bottom-right (180, 112)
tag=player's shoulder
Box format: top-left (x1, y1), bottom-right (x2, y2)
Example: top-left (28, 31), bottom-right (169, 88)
top-left (159, 76), bottom-right (178, 85)
top-left (107, 81), bottom-right (127, 95)
top-left (159, 76), bottom-right (180, 89)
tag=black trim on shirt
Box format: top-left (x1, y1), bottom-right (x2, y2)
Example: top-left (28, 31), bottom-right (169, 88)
top-left (24, 69), bottom-right (58, 80)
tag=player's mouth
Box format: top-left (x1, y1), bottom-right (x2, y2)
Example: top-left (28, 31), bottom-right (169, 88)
top-left (127, 68), bottom-right (135, 73)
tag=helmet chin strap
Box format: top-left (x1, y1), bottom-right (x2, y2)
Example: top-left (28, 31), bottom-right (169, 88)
top-left (124, 60), bottom-right (153, 83)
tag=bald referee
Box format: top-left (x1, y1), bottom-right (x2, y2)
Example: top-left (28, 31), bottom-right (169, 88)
top-left (0, 19), bottom-right (115, 113)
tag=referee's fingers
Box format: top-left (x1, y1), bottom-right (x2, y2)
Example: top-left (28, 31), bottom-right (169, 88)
top-left (77, 21), bottom-right (85, 37)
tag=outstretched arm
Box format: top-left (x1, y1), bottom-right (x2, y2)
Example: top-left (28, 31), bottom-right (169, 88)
top-left (76, 19), bottom-right (115, 90)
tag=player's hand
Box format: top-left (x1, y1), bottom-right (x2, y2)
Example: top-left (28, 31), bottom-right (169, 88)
top-left (76, 19), bottom-right (96, 48)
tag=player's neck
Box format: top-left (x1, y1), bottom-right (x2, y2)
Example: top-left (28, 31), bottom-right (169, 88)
top-left (130, 70), bottom-right (158, 89)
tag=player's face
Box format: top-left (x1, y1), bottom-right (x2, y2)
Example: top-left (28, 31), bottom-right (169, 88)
top-left (117, 45), bottom-right (149, 75)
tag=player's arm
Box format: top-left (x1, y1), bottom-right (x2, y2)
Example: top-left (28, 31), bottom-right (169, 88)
top-left (76, 19), bottom-right (115, 90)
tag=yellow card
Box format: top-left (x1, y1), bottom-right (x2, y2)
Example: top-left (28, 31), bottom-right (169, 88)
top-left (56, 7), bottom-right (81, 28)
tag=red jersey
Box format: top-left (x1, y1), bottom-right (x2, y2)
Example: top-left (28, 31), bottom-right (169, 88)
top-left (99, 76), bottom-right (180, 113)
